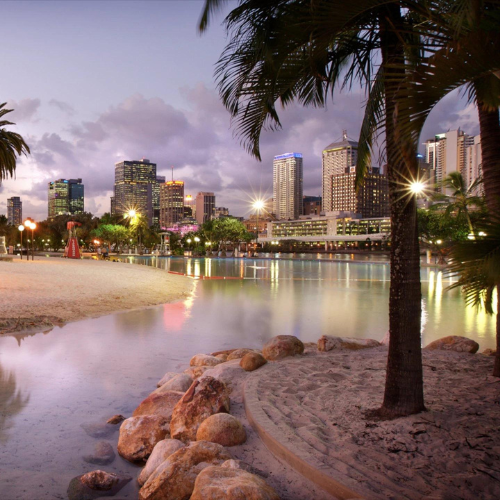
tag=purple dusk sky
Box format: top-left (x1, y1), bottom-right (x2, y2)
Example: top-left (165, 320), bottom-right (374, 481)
top-left (1, 0), bottom-right (480, 220)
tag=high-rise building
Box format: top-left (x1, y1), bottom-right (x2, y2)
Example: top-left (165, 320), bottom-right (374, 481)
top-left (160, 180), bottom-right (185, 228)
top-left (322, 131), bottom-right (358, 212)
top-left (7, 197), bottom-right (22, 226)
top-left (48, 179), bottom-right (84, 219)
top-left (214, 207), bottom-right (229, 218)
top-left (184, 194), bottom-right (195, 218)
top-left (113, 158), bottom-right (157, 224)
top-left (464, 135), bottom-right (483, 195)
top-left (424, 129), bottom-right (474, 191)
top-left (195, 192), bottom-right (215, 225)
top-left (303, 196), bottom-right (322, 216)
top-left (331, 168), bottom-right (390, 218)
top-left (153, 175), bottom-right (166, 227)
top-left (273, 152), bottom-right (303, 220)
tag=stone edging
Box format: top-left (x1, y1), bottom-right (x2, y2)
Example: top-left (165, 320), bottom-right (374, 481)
top-left (243, 371), bottom-right (372, 500)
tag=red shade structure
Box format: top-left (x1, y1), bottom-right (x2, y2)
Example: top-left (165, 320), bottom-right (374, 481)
top-left (64, 221), bottom-right (82, 259)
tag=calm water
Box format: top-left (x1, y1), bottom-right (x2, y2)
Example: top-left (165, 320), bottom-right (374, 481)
top-left (0, 257), bottom-right (495, 499)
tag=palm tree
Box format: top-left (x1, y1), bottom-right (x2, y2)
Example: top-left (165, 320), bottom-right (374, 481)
top-left (432, 172), bottom-right (484, 236)
top-left (200, 0), bottom-right (432, 417)
top-left (0, 103), bottom-right (30, 180)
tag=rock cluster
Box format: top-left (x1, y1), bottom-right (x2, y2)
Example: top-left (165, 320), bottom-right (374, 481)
top-left (424, 335), bottom-right (479, 353)
top-left (262, 335), bottom-right (304, 360)
top-left (67, 470), bottom-right (131, 500)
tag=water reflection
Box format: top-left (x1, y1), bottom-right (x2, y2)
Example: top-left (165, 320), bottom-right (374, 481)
top-left (0, 364), bottom-right (30, 444)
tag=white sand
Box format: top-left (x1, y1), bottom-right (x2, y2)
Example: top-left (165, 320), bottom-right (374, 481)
top-left (0, 258), bottom-right (193, 334)
top-left (250, 346), bottom-right (500, 499)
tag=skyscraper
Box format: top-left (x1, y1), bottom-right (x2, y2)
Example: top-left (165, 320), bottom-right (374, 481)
top-left (153, 175), bottom-right (166, 227)
top-left (464, 135), bottom-right (483, 195)
top-left (7, 197), bottom-right (22, 226)
top-left (48, 179), bottom-right (84, 219)
top-left (424, 129), bottom-right (474, 191)
top-left (322, 131), bottom-right (358, 212)
top-left (273, 153), bottom-right (303, 220)
top-left (195, 192), bottom-right (215, 225)
top-left (160, 180), bottom-right (185, 228)
top-left (113, 158), bottom-right (157, 225)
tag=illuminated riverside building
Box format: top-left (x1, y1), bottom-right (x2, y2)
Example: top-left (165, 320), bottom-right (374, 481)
top-left (113, 158), bottom-right (156, 224)
top-left (7, 197), bottom-right (22, 226)
top-left (273, 153), bottom-right (303, 220)
top-left (160, 180), bottom-right (184, 228)
top-left (195, 192), bottom-right (215, 224)
top-left (322, 131), bottom-right (358, 212)
top-left (262, 212), bottom-right (390, 250)
top-left (153, 175), bottom-right (166, 227)
top-left (48, 178), bottom-right (84, 219)
top-left (303, 196), bottom-right (321, 216)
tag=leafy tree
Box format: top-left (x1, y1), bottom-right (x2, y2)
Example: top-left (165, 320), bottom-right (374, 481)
top-left (92, 224), bottom-right (129, 252)
top-left (0, 103), bottom-right (30, 180)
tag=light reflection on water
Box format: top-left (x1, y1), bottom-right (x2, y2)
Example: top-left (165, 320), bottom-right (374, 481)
top-left (0, 256), bottom-right (496, 499)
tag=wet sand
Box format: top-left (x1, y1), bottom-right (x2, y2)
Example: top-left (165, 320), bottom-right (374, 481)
top-left (0, 258), bottom-right (193, 334)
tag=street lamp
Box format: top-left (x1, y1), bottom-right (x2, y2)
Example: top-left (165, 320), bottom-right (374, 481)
top-left (18, 225), bottom-right (24, 260)
top-left (410, 181), bottom-right (425, 195)
top-left (24, 220), bottom-right (36, 261)
top-left (252, 199), bottom-right (265, 249)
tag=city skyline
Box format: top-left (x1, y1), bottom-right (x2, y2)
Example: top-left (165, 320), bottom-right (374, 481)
top-left (0, 1), bottom-right (481, 221)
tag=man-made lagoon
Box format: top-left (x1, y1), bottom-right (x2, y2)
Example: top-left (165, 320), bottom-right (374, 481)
top-left (0, 257), bottom-right (495, 499)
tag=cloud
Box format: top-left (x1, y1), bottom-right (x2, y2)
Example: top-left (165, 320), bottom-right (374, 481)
top-left (1, 85), bottom-right (478, 221)
top-left (49, 99), bottom-right (75, 116)
top-left (5, 98), bottom-right (41, 123)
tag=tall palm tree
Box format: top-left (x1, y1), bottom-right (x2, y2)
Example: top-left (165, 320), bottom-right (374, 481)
top-left (432, 172), bottom-right (484, 235)
top-left (0, 103), bottom-right (30, 180)
top-left (200, 0), bottom-right (433, 417)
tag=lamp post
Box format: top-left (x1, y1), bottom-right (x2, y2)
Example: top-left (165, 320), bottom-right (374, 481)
top-left (24, 219), bottom-right (36, 261)
top-left (252, 200), bottom-right (265, 251)
top-left (18, 225), bottom-right (24, 260)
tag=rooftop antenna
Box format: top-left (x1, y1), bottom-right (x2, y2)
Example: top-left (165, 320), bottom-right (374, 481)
top-left (342, 130), bottom-right (348, 141)
top-left (171, 165), bottom-right (174, 182)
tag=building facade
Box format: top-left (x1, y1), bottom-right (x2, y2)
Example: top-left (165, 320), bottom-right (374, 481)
top-left (424, 129), bottom-right (474, 191)
top-left (153, 175), bottom-right (166, 227)
top-left (464, 135), bottom-right (484, 195)
top-left (303, 196), bottom-right (322, 216)
top-left (159, 180), bottom-right (185, 228)
top-left (7, 197), bottom-right (22, 226)
top-left (195, 192), bottom-right (216, 225)
top-left (48, 179), bottom-right (84, 219)
top-left (331, 169), bottom-right (390, 218)
top-left (214, 207), bottom-right (229, 218)
top-left (113, 158), bottom-right (157, 224)
top-left (273, 152), bottom-right (303, 220)
top-left (322, 131), bottom-right (358, 212)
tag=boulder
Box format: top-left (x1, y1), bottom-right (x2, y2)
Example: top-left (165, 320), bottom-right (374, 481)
top-left (117, 415), bottom-right (170, 464)
top-left (139, 441), bottom-right (231, 500)
top-left (170, 376), bottom-right (230, 442)
top-left (317, 336), bottom-right (381, 352)
top-left (482, 348), bottom-right (496, 356)
top-left (211, 349), bottom-right (237, 357)
top-left (222, 459), bottom-right (268, 478)
top-left (155, 374), bottom-right (193, 394)
top-left (262, 335), bottom-right (304, 361)
top-left (106, 414), bottom-right (125, 425)
top-left (199, 360), bottom-right (248, 404)
top-left (83, 441), bottom-right (115, 465)
top-left (227, 348), bottom-right (255, 361)
top-left (215, 353), bottom-right (228, 362)
top-left (157, 371), bottom-right (182, 388)
top-left (81, 421), bottom-right (118, 439)
top-left (184, 366), bottom-right (212, 379)
top-left (133, 391), bottom-right (184, 422)
top-left (138, 439), bottom-right (186, 486)
top-left (240, 353), bottom-right (267, 372)
top-left (424, 336), bottom-right (479, 354)
top-left (67, 470), bottom-right (131, 500)
top-left (196, 413), bottom-right (246, 447)
top-left (190, 466), bottom-right (280, 500)
top-left (380, 331), bottom-right (390, 346)
top-left (190, 354), bottom-right (224, 367)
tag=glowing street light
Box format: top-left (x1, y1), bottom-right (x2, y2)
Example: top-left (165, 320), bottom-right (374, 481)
top-left (409, 181), bottom-right (425, 195)
top-left (24, 219), bottom-right (36, 261)
top-left (18, 225), bottom-right (25, 260)
top-left (252, 199), bottom-right (265, 248)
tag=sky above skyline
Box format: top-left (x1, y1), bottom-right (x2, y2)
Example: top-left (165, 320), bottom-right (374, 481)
top-left (0, 0), bottom-right (481, 220)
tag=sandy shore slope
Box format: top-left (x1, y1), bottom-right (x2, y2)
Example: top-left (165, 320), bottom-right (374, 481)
top-left (0, 258), bottom-right (193, 334)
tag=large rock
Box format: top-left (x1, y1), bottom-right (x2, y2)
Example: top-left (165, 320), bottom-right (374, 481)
top-left (190, 354), bottom-right (224, 367)
top-left (424, 336), bottom-right (479, 354)
top-left (155, 373), bottom-right (193, 394)
top-left (199, 360), bottom-right (248, 404)
top-left (190, 466), bottom-right (280, 500)
top-left (240, 352), bottom-right (267, 372)
top-left (227, 348), bottom-right (255, 361)
top-left (380, 331), bottom-right (390, 346)
top-left (215, 353), bottom-right (228, 362)
top-left (196, 413), bottom-right (246, 446)
top-left (317, 336), bottom-right (381, 351)
top-left (211, 349), bottom-right (237, 357)
top-left (133, 391), bottom-right (184, 422)
top-left (83, 441), bottom-right (115, 465)
top-left (184, 366), bottom-right (212, 379)
top-left (117, 415), bottom-right (170, 464)
top-left (81, 421), bottom-right (118, 439)
top-left (170, 376), bottom-right (230, 442)
top-left (106, 414), bottom-right (125, 425)
top-left (222, 459), bottom-right (269, 478)
top-left (262, 335), bottom-right (304, 361)
top-left (68, 470), bottom-right (131, 500)
top-left (138, 439), bottom-right (186, 486)
top-left (482, 348), bottom-right (497, 356)
top-left (139, 441), bottom-right (231, 500)
top-left (157, 371), bottom-right (182, 388)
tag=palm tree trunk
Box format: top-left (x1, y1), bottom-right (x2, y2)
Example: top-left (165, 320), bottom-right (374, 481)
top-left (378, 4), bottom-right (425, 417)
top-left (475, 86), bottom-right (500, 377)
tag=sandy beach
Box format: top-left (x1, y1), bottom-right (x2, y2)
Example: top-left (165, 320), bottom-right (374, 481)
top-left (0, 258), bottom-right (193, 334)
